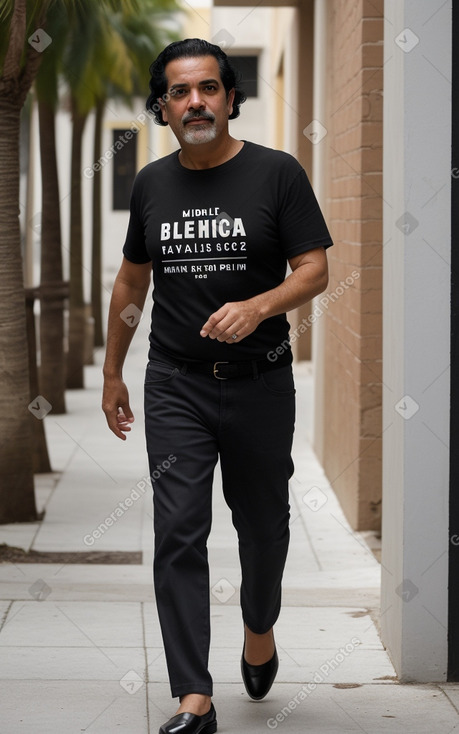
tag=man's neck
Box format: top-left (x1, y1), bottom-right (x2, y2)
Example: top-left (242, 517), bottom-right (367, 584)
top-left (178, 135), bottom-right (244, 170)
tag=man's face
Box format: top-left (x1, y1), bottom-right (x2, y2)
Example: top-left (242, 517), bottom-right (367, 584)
top-left (160, 55), bottom-right (235, 146)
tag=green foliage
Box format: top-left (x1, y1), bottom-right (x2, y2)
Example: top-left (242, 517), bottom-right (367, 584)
top-left (31, 0), bottom-right (180, 114)
top-left (109, 0), bottom-right (181, 100)
top-left (0, 0), bottom-right (148, 81)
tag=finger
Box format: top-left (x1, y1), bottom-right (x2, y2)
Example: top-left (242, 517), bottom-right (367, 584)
top-left (105, 408), bottom-right (133, 440)
top-left (116, 416), bottom-right (131, 431)
top-left (224, 326), bottom-right (246, 344)
top-left (201, 320), bottom-right (226, 339)
top-left (118, 404), bottom-right (134, 422)
top-left (225, 333), bottom-right (241, 344)
top-left (206, 315), bottom-right (238, 340)
top-left (117, 408), bottom-right (134, 424)
top-left (106, 414), bottom-right (129, 441)
top-left (200, 305), bottom-right (231, 337)
top-left (116, 408), bottom-right (134, 439)
top-left (217, 321), bottom-right (241, 343)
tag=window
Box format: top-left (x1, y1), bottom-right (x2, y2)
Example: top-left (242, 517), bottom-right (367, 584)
top-left (112, 129), bottom-right (137, 211)
top-left (229, 55), bottom-right (259, 98)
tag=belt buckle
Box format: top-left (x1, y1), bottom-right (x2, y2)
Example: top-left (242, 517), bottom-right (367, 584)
top-left (213, 361), bottom-right (229, 380)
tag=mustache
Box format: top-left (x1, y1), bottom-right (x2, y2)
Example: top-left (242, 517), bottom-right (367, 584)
top-left (182, 110), bottom-right (215, 124)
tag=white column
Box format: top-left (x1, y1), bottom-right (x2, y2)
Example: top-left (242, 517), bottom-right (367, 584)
top-left (311, 0), bottom-right (328, 455)
top-left (381, 0), bottom-right (451, 681)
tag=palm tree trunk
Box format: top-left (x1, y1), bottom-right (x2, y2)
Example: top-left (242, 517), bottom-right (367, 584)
top-left (66, 101), bottom-right (88, 389)
top-left (91, 99), bottom-right (105, 347)
top-left (38, 98), bottom-right (67, 413)
top-left (25, 288), bottom-right (52, 473)
top-left (0, 94), bottom-right (38, 523)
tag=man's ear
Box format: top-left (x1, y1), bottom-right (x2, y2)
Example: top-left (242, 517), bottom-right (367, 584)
top-left (158, 97), bottom-right (168, 124)
top-left (227, 88), bottom-right (235, 117)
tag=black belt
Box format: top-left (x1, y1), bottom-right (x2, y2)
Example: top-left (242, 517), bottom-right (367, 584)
top-left (152, 348), bottom-right (292, 380)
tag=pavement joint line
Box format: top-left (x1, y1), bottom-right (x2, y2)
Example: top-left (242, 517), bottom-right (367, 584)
top-left (0, 600), bottom-right (14, 633)
top-left (141, 600), bottom-right (151, 732)
top-left (1, 601), bottom-right (28, 633)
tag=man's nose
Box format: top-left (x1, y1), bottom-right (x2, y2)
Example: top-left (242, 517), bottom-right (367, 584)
top-left (188, 88), bottom-right (205, 109)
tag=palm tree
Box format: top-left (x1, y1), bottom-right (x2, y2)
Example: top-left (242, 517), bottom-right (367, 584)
top-left (63, 4), bottom-right (130, 387)
top-left (0, 0), bottom-right (140, 521)
top-left (35, 3), bottom-right (68, 413)
top-left (91, 97), bottom-right (105, 347)
top-left (90, 1), bottom-right (179, 347)
top-left (0, 0), bottom-right (48, 522)
top-left (64, 1), bottom-right (179, 382)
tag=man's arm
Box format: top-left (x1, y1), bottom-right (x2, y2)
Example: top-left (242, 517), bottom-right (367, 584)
top-left (200, 246), bottom-right (328, 344)
top-left (102, 257), bottom-right (152, 439)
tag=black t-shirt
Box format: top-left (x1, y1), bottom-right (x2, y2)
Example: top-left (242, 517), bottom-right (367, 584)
top-left (123, 140), bottom-right (333, 361)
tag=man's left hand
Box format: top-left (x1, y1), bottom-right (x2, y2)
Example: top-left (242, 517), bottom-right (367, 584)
top-left (200, 301), bottom-right (262, 344)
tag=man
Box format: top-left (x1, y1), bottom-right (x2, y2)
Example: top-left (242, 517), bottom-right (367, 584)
top-left (102, 38), bottom-right (332, 734)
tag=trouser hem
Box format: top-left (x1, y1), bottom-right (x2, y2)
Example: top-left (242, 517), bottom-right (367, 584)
top-left (243, 615), bottom-right (280, 636)
top-left (171, 683), bottom-right (214, 698)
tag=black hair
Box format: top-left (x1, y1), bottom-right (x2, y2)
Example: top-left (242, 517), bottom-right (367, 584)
top-left (146, 38), bottom-right (247, 126)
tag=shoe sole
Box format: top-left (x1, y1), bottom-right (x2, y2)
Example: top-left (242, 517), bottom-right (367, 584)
top-left (159, 719), bottom-right (217, 734)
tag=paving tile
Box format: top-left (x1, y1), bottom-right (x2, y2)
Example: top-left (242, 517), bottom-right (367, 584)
top-left (0, 680), bottom-right (148, 734)
top-left (0, 645), bottom-right (145, 681)
top-left (32, 476), bottom-right (148, 552)
top-left (0, 563), bottom-right (155, 602)
top-left (0, 601), bottom-right (143, 647)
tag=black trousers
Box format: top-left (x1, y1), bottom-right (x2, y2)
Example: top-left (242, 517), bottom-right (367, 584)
top-left (144, 353), bottom-right (295, 698)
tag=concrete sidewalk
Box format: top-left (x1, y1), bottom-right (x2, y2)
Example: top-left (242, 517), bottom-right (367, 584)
top-left (1, 333), bottom-right (459, 733)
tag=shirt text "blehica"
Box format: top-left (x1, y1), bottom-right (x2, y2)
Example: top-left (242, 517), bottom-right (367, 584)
top-left (160, 217), bottom-right (246, 241)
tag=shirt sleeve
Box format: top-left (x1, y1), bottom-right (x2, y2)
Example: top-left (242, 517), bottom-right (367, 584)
top-left (122, 176), bottom-right (151, 264)
top-left (277, 167), bottom-right (333, 259)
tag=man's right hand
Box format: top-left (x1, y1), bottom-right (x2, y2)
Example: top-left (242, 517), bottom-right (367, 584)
top-left (102, 377), bottom-right (135, 440)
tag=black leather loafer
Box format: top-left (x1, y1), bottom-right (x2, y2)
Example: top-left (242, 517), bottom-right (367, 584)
top-left (159, 703), bottom-right (217, 734)
top-left (241, 646), bottom-right (279, 700)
